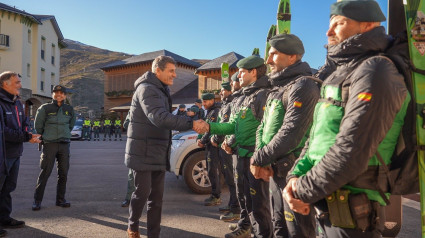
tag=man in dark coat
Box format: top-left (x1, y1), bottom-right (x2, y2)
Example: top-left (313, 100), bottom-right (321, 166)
top-left (0, 105), bottom-right (6, 237)
top-left (284, 1), bottom-right (410, 237)
top-left (0, 72), bottom-right (40, 231)
top-left (125, 56), bottom-right (198, 238)
top-left (197, 93), bottom-right (221, 206)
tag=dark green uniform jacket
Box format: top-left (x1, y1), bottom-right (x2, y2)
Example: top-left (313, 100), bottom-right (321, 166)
top-left (252, 61), bottom-right (319, 167)
top-left (209, 75), bottom-right (270, 157)
top-left (198, 102), bottom-right (221, 145)
top-left (211, 95), bottom-right (234, 146)
top-left (224, 89), bottom-right (244, 150)
top-left (289, 27), bottom-right (410, 205)
top-left (35, 100), bottom-right (76, 143)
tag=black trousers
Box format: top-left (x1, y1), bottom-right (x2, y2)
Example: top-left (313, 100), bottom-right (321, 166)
top-left (271, 175), bottom-right (316, 238)
top-left (34, 142), bottom-right (70, 202)
top-left (129, 170), bottom-right (165, 238)
top-left (206, 145), bottom-right (221, 198)
top-left (0, 157), bottom-right (20, 221)
top-left (234, 155), bottom-right (272, 238)
top-left (219, 149), bottom-right (239, 212)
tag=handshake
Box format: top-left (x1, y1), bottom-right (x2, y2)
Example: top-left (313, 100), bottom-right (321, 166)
top-left (192, 119), bottom-right (209, 134)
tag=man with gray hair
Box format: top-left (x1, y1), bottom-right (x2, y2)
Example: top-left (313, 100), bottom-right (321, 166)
top-left (125, 56), bottom-right (203, 238)
top-left (0, 71), bottom-right (40, 232)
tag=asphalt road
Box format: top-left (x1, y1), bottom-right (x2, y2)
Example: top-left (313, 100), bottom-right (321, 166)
top-left (2, 138), bottom-right (422, 237)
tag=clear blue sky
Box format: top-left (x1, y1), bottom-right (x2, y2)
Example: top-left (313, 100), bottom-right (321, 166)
top-left (4, 0), bottom-right (388, 69)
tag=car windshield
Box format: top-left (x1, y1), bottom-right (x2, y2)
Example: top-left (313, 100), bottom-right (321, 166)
top-left (74, 119), bottom-right (83, 127)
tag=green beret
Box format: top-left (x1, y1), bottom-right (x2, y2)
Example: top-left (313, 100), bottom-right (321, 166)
top-left (201, 93), bottom-right (215, 100)
top-left (179, 104), bottom-right (186, 108)
top-left (236, 55), bottom-right (264, 70)
top-left (195, 99), bottom-right (202, 103)
top-left (231, 72), bottom-right (239, 82)
top-left (330, 0), bottom-right (386, 22)
top-left (269, 34), bottom-right (305, 55)
top-left (221, 82), bottom-right (231, 91)
top-left (189, 106), bottom-right (199, 113)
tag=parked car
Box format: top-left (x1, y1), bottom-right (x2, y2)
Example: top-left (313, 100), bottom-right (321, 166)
top-left (71, 119), bottom-right (84, 140)
top-left (169, 130), bottom-right (210, 194)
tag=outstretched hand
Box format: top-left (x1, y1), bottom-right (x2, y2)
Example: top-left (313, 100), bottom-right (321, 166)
top-left (193, 120), bottom-right (209, 134)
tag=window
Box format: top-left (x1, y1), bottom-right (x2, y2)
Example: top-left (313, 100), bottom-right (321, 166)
top-left (51, 44), bottom-right (55, 65)
top-left (41, 68), bottom-right (45, 91)
top-left (41, 37), bottom-right (46, 60)
top-left (51, 73), bottom-right (55, 92)
top-left (28, 29), bottom-right (31, 43)
top-left (27, 64), bottom-right (30, 77)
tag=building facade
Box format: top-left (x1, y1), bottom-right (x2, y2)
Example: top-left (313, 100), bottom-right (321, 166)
top-left (0, 3), bottom-right (66, 116)
top-left (195, 52), bottom-right (244, 99)
top-left (101, 50), bottom-right (201, 119)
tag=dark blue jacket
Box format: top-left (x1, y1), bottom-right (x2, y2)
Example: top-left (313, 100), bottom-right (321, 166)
top-left (0, 88), bottom-right (31, 159)
top-left (0, 106), bottom-right (6, 174)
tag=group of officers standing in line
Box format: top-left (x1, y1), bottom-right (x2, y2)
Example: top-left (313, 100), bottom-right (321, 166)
top-left (80, 117), bottom-right (123, 141)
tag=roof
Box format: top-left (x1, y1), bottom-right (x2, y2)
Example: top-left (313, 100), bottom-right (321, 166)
top-left (0, 4), bottom-right (66, 47)
top-left (171, 78), bottom-right (199, 104)
top-left (0, 3), bottom-right (41, 24)
top-left (33, 14), bottom-right (66, 47)
top-left (195, 52), bottom-right (245, 73)
top-left (102, 49), bottom-right (202, 70)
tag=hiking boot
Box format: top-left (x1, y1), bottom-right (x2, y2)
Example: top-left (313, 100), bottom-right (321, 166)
top-left (0, 229), bottom-right (6, 237)
top-left (32, 201), bottom-right (41, 211)
top-left (220, 211), bottom-right (240, 222)
top-left (219, 205), bottom-right (230, 213)
top-left (228, 224), bottom-right (238, 231)
top-left (127, 229), bottom-right (140, 238)
top-left (0, 218), bottom-right (25, 228)
top-left (204, 195), bottom-right (221, 206)
top-left (225, 227), bottom-right (251, 238)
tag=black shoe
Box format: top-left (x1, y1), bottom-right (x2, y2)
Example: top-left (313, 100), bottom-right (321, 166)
top-left (121, 199), bottom-right (130, 207)
top-left (0, 229), bottom-right (6, 237)
top-left (0, 218), bottom-right (25, 228)
top-left (32, 201), bottom-right (41, 211)
top-left (56, 199), bottom-right (71, 208)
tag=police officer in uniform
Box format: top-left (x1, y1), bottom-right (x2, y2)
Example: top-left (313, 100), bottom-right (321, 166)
top-left (197, 93), bottom-right (222, 206)
top-left (32, 85), bottom-right (76, 210)
top-left (82, 117), bottom-right (91, 141)
top-left (103, 117), bottom-right (112, 141)
top-left (284, 1), bottom-right (410, 237)
top-left (197, 56), bottom-right (272, 238)
top-left (92, 118), bottom-right (101, 141)
top-left (176, 104), bottom-right (186, 116)
top-left (210, 82), bottom-right (240, 222)
top-left (186, 106), bottom-right (199, 120)
top-left (114, 118), bottom-right (122, 141)
top-left (195, 99), bottom-right (205, 120)
top-left (251, 34), bottom-right (319, 238)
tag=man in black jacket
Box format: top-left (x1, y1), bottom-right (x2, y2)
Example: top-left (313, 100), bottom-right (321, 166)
top-left (284, 1), bottom-right (409, 237)
top-left (0, 106), bottom-right (6, 237)
top-left (0, 71), bottom-right (40, 231)
top-left (125, 56), bottom-right (200, 238)
top-left (197, 93), bottom-right (221, 206)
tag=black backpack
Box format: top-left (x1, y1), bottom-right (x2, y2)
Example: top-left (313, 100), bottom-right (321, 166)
top-left (376, 31), bottom-right (424, 196)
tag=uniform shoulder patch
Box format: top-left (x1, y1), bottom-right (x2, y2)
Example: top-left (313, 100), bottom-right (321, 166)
top-left (293, 101), bottom-right (303, 108)
top-left (358, 92), bottom-right (372, 102)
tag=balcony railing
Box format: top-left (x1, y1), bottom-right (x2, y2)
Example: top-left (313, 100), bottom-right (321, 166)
top-left (0, 34), bottom-right (10, 49)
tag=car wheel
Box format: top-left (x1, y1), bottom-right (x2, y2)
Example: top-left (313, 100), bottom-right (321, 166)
top-left (182, 151), bottom-right (211, 194)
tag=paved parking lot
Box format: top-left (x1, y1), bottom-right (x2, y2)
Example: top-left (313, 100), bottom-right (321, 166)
top-left (2, 138), bottom-right (421, 237)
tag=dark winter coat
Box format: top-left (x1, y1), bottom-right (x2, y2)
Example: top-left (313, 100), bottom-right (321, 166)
top-left (125, 71), bottom-right (193, 171)
top-left (289, 27), bottom-right (409, 204)
top-left (252, 61), bottom-right (319, 166)
top-left (0, 88), bottom-right (31, 159)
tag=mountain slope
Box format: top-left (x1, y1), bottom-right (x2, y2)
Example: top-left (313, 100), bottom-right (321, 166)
top-left (60, 39), bottom-right (131, 116)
